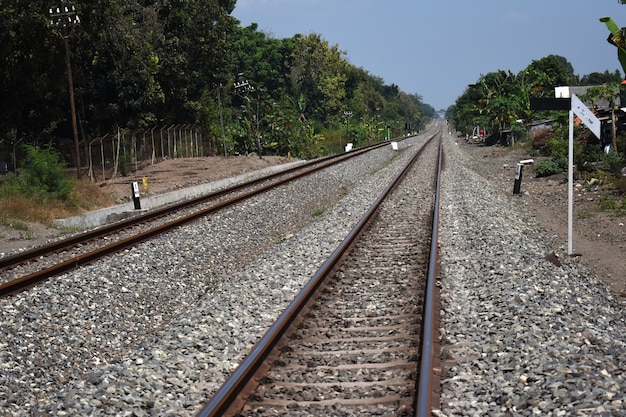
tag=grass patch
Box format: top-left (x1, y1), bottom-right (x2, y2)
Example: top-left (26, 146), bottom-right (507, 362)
top-left (1, 216), bottom-right (29, 231)
top-left (0, 212), bottom-right (30, 233)
top-left (370, 153), bottom-right (398, 176)
top-left (311, 207), bottom-right (327, 217)
top-left (598, 195), bottom-right (618, 211)
top-left (0, 178), bottom-right (114, 226)
top-left (19, 230), bottom-right (34, 240)
top-left (597, 195), bottom-right (626, 216)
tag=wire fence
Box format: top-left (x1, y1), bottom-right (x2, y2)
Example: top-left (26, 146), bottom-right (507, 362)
top-left (1, 124), bottom-right (213, 182)
top-left (83, 124), bottom-right (212, 182)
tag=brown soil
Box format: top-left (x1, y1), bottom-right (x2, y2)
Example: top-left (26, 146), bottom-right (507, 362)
top-left (0, 155), bottom-right (294, 255)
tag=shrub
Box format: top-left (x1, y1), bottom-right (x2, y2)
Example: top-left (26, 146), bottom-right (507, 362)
top-left (0, 144), bottom-right (74, 200)
top-left (598, 195), bottom-right (617, 211)
top-left (545, 137), bottom-right (568, 159)
top-left (554, 156), bottom-right (568, 171)
top-left (615, 176), bottom-right (626, 194)
top-left (535, 159), bottom-right (564, 178)
top-left (545, 135), bottom-right (586, 158)
top-left (599, 151), bottom-right (625, 175)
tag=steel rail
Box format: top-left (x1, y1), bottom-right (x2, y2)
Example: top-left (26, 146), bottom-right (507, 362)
top-left (195, 132), bottom-right (440, 417)
top-left (0, 145), bottom-right (381, 272)
top-left (0, 141), bottom-right (401, 298)
top-left (415, 131), bottom-right (443, 416)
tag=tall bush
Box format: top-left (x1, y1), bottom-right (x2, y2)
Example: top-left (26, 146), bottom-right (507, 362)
top-left (17, 144), bottom-right (73, 200)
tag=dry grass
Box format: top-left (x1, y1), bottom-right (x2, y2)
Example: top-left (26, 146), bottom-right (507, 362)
top-left (0, 179), bottom-right (115, 226)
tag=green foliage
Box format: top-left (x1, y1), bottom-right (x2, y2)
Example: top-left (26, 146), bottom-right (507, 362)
top-left (579, 70), bottom-right (622, 85)
top-left (598, 195), bottom-right (618, 211)
top-left (0, 0), bottom-right (430, 167)
top-left (598, 151), bottom-right (625, 174)
top-left (597, 194), bottom-right (626, 216)
top-left (310, 206), bottom-right (326, 217)
top-left (0, 143), bottom-right (73, 200)
top-left (555, 157), bottom-right (568, 171)
top-left (119, 152), bottom-right (132, 177)
top-left (615, 177), bottom-right (626, 194)
top-left (535, 159), bottom-right (566, 178)
top-left (545, 138), bottom-right (568, 159)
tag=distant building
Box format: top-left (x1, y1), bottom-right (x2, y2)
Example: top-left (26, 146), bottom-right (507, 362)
top-left (554, 85), bottom-right (619, 109)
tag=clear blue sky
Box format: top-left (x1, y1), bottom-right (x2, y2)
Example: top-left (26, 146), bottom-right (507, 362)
top-left (232, 0), bottom-right (626, 111)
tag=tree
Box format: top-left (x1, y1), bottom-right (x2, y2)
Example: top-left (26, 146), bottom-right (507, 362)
top-left (579, 70), bottom-right (622, 85)
top-left (156, 0), bottom-right (237, 125)
top-left (79, 0), bottom-right (165, 132)
top-left (584, 84), bottom-right (621, 152)
top-left (288, 33), bottom-right (349, 122)
top-left (488, 96), bottom-right (522, 143)
top-left (231, 24), bottom-right (290, 100)
top-left (522, 55), bottom-right (574, 97)
top-left (451, 70), bottom-right (521, 139)
top-left (0, 0), bottom-right (67, 143)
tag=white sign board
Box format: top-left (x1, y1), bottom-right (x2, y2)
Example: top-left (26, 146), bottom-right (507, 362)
top-left (555, 86), bottom-right (570, 98)
top-left (571, 94), bottom-right (601, 139)
top-left (566, 95), bottom-right (602, 255)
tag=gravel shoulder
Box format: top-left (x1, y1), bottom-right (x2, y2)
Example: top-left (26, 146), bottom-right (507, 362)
top-left (454, 138), bottom-right (626, 297)
top-left (439, 133), bottom-right (626, 416)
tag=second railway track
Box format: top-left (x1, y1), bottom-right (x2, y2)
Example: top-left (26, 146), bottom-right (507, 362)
top-left (0, 141), bottom-right (391, 296)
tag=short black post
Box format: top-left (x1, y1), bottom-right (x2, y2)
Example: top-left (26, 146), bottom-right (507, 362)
top-left (513, 163), bottom-right (523, 195)
top-left (131, 181), bottom-right (141, 209)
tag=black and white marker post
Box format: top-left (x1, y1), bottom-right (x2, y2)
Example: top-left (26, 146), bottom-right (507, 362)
top-left (513, 159), bottom-right (534, 195)
top-left (513, 163), bottom-right (523, 195)
top-left (131, 181), bottom-right (141, 210)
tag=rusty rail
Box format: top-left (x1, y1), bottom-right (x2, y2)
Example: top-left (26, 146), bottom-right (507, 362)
top-left (415, 132), bottom-right (443, 416)
top-left (195, 131), bottom-right (441, 417)
top-left (0, 141), bottom-right (395, 298)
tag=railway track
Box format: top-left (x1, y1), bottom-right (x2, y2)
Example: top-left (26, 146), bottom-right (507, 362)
top-left (0, 141), bottom-right (393, 297)
top-left (196, 132), bottom-right (443, 416)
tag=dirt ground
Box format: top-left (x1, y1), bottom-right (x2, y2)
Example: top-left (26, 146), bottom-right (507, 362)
top-left (461, 142), bottom-right (626, 299)
top-left (1, 147), bottom-right (625, 300)
top-left (93, 154), bottom-right (295, 204)
top-left (0, 155), bottom-right (293, 255)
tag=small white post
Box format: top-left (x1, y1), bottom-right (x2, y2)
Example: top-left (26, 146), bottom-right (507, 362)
top-left (568, 109), bottom-right (574, 255)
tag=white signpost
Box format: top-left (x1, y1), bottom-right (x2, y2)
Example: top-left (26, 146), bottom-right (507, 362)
top-left (568, 94), bottom-right (601, 255)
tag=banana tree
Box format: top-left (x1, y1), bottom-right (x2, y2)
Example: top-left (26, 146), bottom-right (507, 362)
top-left (600, 16), bottom-right (626, 76)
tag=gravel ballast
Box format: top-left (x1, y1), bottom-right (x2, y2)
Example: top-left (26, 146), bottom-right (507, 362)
top-left (0, 133), bottom-right (428, 416)
top-left (438, 134), bottom-right (626, 416)
top-left (1, 126), bottom-right (625, 416)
